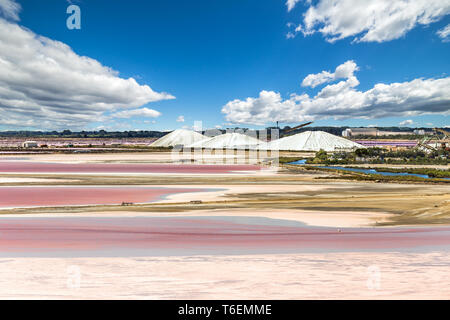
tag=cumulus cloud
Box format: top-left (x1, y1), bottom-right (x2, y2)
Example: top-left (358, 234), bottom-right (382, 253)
top-left (288, 0), bottom-right (450, 43)
top-left (111, 108), bottom-right (161, 119)
top-left (399, 119), bottom-right (414, 126)
top-left (437, 24), bottom-right (450, 42)
top-left (0, 17), bottom-right (174, 129)
top-left (302, 60), bottom-right (358, 88)
top-left (222, 90), bottom-right (310, 126)
top-left (222, 61), bottom-right (450, 125)
top-left (0, 0), bottom-right (20, 21)
top-left (176, 115), bottom-right (185, 122)
top-left (286, 0), bottom-right (301, 12)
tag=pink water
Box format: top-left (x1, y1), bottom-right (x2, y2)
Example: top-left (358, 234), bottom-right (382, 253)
top-left (0, 162), bottom-right (260, 174)
top-left (0, 186), bottom-right (202, 207)
top-left (0, 217), bottom-right (449, 256)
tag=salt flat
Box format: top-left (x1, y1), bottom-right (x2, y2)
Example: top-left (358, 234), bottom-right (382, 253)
top-left (0, 152), bottom-right (448, 300)
top-left (1, 252), bottom-right (449, 299)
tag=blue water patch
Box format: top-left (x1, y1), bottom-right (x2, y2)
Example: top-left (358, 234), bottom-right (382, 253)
top-left (316, 166), bottom-right (450, 180)
top-left (289, 159), bottom-right (307, 165)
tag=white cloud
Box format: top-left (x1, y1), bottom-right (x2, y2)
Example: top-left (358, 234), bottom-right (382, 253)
top-left (0, 0), bottom-right (20, 21)
top-left (437, 24), bottom-right (450, 42)
top-left (302, 60), bottom-right (358, 88)
top-left (286, 31), bottom-right (296, 39)
top-left (222, 90), bottom-right (309, 126)
top-left (0, 17), bottom-right (174, 129)
top-left (176, 115), bottom-right (185, 122)
top-left (222, 61), bottom-right (450, 125)
top-left (286, 0), bottom-right (301, 12)
top-left (111, 108), bottom-right (161, 119)
top-left (289, 0), bottom-right (450, 43)
top-left (399, 119), bottom-right (414, 126)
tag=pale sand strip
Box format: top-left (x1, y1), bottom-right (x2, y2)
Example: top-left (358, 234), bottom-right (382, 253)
top-left (170, 208), bottom-right (393, 228)
top-left (1, 252), bottom-right (448, 299)
top-left (0, 208), bottom-right (392, 228)
top-left (156, 184), bottom-right (336, 203)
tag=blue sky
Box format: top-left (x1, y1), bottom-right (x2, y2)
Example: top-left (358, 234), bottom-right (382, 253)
top-left (0, 0), bottom-right (449, 131)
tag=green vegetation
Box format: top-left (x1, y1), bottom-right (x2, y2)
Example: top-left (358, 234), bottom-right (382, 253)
top-left (311, 150), bottom-right (328, 163)
top-left (301, 166), bottom-right (450, 184)
top-left (307, 148), bottom-right (449, 165)
top-left (366, 167), bottom-right (450, 178)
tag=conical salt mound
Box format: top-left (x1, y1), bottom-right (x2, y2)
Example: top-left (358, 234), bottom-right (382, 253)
top-left (187, 132), bottom-right (262, 149)
top-left (260, 131), bottom-right (364, 152)
top-left (150, 129), bottom-right (206, 147)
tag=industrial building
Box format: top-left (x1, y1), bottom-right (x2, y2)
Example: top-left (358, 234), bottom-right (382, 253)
top-left (342, 128), bottom-right (378, 137)
top-left (342, 128), bottom-right (414, 137)
top-left (22, 141), bottom-right (38, 148)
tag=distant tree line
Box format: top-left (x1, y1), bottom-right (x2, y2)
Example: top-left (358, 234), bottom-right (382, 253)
top-left (0, 130), bottom-right (167, 138)
top-left (310, 147), bottom-right (448, 165)
top-left (0, 126), bottom-right (443, 139)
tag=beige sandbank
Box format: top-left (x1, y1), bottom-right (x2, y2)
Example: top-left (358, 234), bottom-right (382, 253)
top-left (174, 208), bottom-right (393, 228)
top-left (158, 183), bottom-right (335, 203)
top-left (1, 208), bottom-right (392, 228)
top-left (1, 182), bottom-right (448, 226)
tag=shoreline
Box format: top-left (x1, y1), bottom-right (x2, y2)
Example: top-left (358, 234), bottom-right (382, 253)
top-left (0, 208), bottom-right (394, 228)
